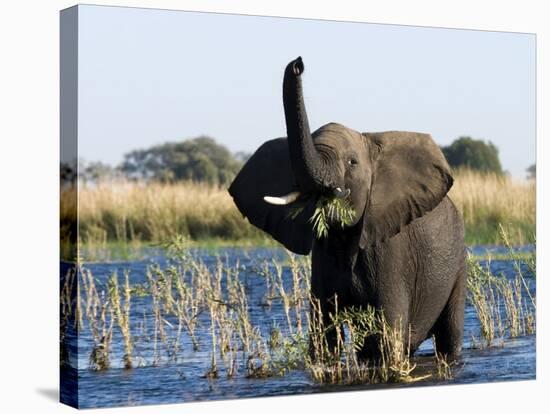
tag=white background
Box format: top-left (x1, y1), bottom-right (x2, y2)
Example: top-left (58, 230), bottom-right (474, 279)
top-left (0, 1), bottom-right (546, 413)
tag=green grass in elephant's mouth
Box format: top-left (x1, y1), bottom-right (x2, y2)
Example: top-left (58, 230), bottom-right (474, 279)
top-left (288, 195), bottom-right (356, 239)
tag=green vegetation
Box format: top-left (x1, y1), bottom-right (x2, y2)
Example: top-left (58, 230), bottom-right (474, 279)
top-left (119, 136), bottom-right (243, 186)
top-left (79, 160), bottom-right (119, 184)
top-left (60, 230), bottom-right (535, 384)
top-left (448, 169), bottom-right (535, 245)
top-left (291, 195), bottom-right (356, 239)
top-left (64, 135), bottom-right (534, 252)
top-left (467, 226), bottom-right (536, 348)
top-left (442, 136), bottom-right (503, 174)
top-left (526, 164), bottom-right (536, 180)
top-left (108, 272), bottom-right (133, 369)
top-left (66, 169), bottom-right (534, 254)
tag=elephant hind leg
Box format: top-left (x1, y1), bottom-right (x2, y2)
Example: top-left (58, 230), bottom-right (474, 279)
top-left (431, 268), bottom-right (466, 360)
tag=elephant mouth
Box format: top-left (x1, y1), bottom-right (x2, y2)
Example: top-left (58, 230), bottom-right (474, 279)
top-left (264, 187), bottom-right (356, 238)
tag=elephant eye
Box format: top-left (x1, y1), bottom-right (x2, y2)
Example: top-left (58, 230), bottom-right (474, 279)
top-left (348, 158), bottom-right (358, 166)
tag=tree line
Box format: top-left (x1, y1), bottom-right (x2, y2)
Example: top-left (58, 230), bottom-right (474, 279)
top-left (78, 135), bottom-right (534, 184)
top-left (79, 136), bottom-right (247, 186)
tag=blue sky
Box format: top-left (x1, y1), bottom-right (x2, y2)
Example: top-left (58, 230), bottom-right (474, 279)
top-left (78, 5), bottom-right (535, 178)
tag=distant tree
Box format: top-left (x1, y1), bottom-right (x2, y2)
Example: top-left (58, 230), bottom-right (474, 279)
top-left (60, 161), bottom-right (77, 185)
top-left (526, 164), bottom-right (536, 180)
top-left (79, 160), bottom-right (118, 183)
top-left (441, 136), bottom-right (503, 174)
top-left (119, 136), bottom-right (243, 186)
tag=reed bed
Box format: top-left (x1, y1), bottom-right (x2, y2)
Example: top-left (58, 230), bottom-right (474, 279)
top-left (76, 180), bottom-right (265, 246)
top-left (448, 169), bottom-right (535, 245)
top-left (466, 225), bottom-right (536, 348)
top-left (61, 229), bottom-right (536, 384)
top-left (69, 169), bottom-right (535, 249)
top-left (108, 272), bottom-right (133, 369)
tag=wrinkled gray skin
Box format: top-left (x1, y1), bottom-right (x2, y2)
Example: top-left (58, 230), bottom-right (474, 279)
top-left (229, 57), bottom-right (466, 360)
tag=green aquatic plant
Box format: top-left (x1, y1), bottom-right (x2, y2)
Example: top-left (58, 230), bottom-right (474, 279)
top-left (466, 227), bottom-right (536, 347)
top-left (108, 271), bottom-right (133, 369)
top-left (129, 283), bottom-right (149, 297)
top-left (74, 229), bottom-right (535, 387)
top-left (306, 300), bottom-right (427, 385)
top-left (432, 336), bottom-right (455, 380)
top-left (290, 196), bottom-right (356, 239)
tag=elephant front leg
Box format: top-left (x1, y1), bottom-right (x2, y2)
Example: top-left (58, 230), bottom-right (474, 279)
top-left (308, 294), bottom-right (344, 362)
top-left (357, 304), bottom-right (411, 364)
top-left (431, 268), bottom-right (466, 360)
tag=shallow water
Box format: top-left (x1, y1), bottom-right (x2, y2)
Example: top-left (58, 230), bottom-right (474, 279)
top-left (61, 246), bottom-right (536, 408)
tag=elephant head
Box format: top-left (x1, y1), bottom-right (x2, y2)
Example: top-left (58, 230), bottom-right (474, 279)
top-left (229, 57), bottom-right (453, 254)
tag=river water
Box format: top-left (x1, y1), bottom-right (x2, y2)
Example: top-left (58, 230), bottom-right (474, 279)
top-left (60, 246), bottom-right (536, 408)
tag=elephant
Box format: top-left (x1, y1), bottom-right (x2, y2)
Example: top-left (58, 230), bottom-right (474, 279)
top-left (228, 56), bottom-right (466, 360)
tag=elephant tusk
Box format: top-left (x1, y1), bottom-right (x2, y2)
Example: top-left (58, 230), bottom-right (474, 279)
top-left (263, 191), bottom-right (301, 205)
top-left (333, 187), bottom-right (351, 199)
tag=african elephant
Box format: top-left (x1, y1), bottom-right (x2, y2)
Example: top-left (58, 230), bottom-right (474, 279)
top-left (229, 57), bottom-right (466, 360)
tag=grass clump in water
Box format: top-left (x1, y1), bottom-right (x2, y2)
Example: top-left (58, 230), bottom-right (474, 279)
top-left (108, 271), bottom-right (133, 369)
top-left (432, 336), bottom-right (455, 380)
top-left (466, 225), bottom-right (536, 348)
top-left (63, 228), bottom-right (535, 384)
top-left (79, 267), bottom-right (114, 371)
top-left (307, 301), bottom-right (426, 385)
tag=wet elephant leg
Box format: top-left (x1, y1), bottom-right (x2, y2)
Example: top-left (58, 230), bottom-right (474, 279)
top-left (431, 268), bottom-right (466, 360)
top-left (358, 295), bottom-right (411, 363)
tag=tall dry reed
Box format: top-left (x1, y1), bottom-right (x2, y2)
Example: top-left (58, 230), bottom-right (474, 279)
top-left (77, 180), bottom-right (265, 246)
top-left (72, 170), bottom-right (535, 248)
top-left (449, 169), bottom-right (535, 244)
top-left (67, 229), bottom-right (535, 384)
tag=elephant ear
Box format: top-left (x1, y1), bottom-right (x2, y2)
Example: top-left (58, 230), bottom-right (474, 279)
top-left (360, 131), bottom-right (454, 248)
top-left (228, 138), bottom-right (314, 255)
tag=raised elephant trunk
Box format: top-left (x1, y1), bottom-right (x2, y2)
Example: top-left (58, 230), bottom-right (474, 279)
top-left (282, 57), bottom-right (327, 193)
top-left (264, 58), bottom-right (349, 206)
